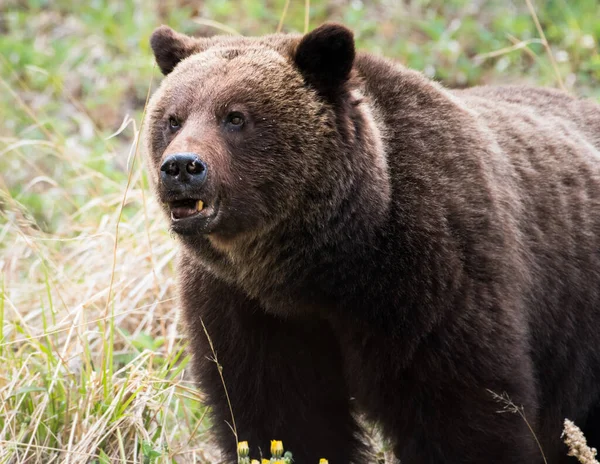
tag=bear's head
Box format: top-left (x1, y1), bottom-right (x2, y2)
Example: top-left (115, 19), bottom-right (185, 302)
top-left (144, 24), bottom-right (390, 277)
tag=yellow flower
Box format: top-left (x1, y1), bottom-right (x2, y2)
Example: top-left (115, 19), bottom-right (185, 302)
top-left (261, 460), bottom-right (269, 464)
top-left (270, 440), bottom-right (284, 458)
top-left (237, 441), bottom-right (249, 457)
top-left (320, 460), bottom-right (329, 464)
top-left (251, 461), bottom-right (260, 464)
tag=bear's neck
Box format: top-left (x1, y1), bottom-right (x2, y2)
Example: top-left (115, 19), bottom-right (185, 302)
top-left (229, 206), bottom-right (390, 316)
top-left (220, 93), bottom-right (395, 320)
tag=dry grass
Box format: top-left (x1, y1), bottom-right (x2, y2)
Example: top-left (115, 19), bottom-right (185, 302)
top-left (0, 114), bottom-right (217, 462)
top-left (563, 420), bottom-right (599, 464)
top-left (488, 390), bottom-right (548, 464)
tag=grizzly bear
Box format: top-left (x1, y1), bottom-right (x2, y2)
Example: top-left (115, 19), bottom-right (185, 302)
top-left (144, 23), bottom-right (600, 464)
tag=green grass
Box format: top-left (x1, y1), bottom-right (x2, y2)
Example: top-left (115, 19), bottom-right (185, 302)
top-left (0, 0), bottom-right (599, 462)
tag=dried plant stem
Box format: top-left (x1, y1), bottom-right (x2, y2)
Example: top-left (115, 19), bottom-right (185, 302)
top-left (304, 0), bottom-right (310, 33)
top-left (474, 38), bottom-right (543, 62)
top-left (488, 390), bottom-right (548, 464)
top-left (192, 18), bottom-right (241, 36)
top-left (199, 317), bottom-right (238, 445)
top-left (102, 67), bottom-right (154, 374)
top-left (524, 0), bottom-right (566, 91)
top-left (277, 0), bottom-right (291, 33)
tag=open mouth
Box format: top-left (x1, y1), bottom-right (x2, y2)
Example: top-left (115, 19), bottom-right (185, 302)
top-left (166, 196), bottom-right (221, 234)
top-left (169, 198), bottom-right (205, 221)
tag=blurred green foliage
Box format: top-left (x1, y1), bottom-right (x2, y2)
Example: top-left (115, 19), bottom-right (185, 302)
top-left (0, 0), bottom-right (598, 230)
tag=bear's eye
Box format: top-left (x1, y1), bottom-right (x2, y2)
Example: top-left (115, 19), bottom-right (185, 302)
top-left (224, 112), bottom-right (245, 130)
top-left (168, 116), bottom-right (181, 132)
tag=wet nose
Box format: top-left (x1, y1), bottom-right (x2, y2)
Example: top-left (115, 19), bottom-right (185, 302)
top-left (160, 153), bottom-right (207, 189)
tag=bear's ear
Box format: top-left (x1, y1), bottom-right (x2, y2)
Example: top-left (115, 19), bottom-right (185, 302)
top-left (294, 23), bottom-right (355, 97)
top-left (150, 25), bottom-right (203, 75)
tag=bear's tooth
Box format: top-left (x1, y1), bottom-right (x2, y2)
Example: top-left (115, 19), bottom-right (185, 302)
top-left (196, 200), bottom-right (204, 211)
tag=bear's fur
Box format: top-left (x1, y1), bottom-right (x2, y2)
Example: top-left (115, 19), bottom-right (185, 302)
top-left (144, 23), bottom-right (600, 464)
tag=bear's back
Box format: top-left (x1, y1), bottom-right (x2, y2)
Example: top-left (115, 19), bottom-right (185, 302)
top-left (455, 85), bottom-right (600, 149)
top-left (358, 50), bottom-right (600, 411)
top-left (359, 55), bottom-right (600, 449)
top-left (457, 85), bottom-right (600, 434)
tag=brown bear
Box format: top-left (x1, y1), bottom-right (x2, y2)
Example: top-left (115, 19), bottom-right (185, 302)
top-left (144, 23), bottom-right (600, 464)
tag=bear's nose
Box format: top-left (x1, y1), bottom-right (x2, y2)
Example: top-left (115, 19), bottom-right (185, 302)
top-left (160, 153), bottom-right (207, 189)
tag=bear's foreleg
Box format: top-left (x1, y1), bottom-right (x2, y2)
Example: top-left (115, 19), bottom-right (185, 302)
top-left (179, 265), bottom-right (371, 463)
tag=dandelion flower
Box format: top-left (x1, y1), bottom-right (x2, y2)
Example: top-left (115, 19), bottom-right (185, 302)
top-left (237, 441), bottom-right (250, 458)
top-left (271, 440), bottom-right (284, 458)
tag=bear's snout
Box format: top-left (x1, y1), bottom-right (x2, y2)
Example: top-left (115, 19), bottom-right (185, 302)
top-left (160, 153), bottom-right (208, 191)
